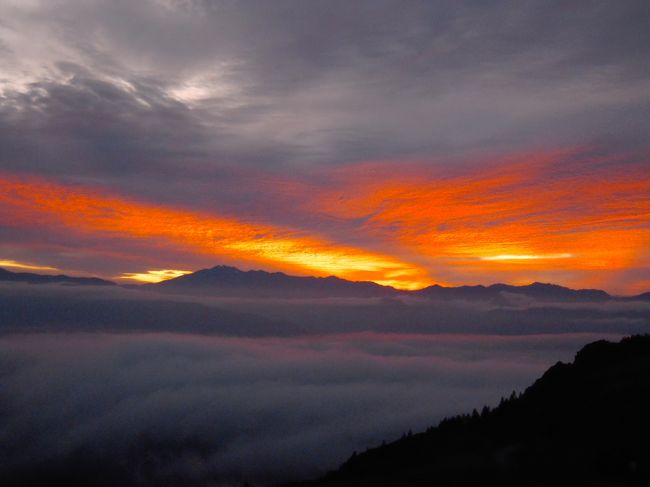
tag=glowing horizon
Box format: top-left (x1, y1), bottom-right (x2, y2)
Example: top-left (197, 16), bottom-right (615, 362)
top-left (118, 269), bottom-right (194, 283)
top-left (0, 173), bottom-right (432, 290)
top-left (0, 259), bottom-right (60, 272)
top-left (1, 148), bottom-right (648, 294)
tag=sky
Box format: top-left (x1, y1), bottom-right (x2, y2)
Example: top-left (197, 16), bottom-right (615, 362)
top-left (0, 0), bottom-right (649, 293)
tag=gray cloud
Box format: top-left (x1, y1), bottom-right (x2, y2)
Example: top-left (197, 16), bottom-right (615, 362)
top-left (0, 331), bottom-right (619, 485)
top-left (1, 0), bottom-right (648, 182)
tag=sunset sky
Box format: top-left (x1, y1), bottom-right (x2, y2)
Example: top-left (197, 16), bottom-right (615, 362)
top-left (1, 0), bottom-right (649, 293)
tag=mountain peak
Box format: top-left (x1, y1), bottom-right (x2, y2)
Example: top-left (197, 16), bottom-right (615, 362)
top-left (148, 265), bottom-right (630, 301)
top-left (153, 264), bottom-right (397, 298)
top-left (527, 281), bottom-right (561, 288)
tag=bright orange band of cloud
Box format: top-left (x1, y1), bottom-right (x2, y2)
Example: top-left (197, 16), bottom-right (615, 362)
top-left (1, 150), bottom-right (648, 293)
top-left (0, 174), bottom-right (431, 289)
top-left (306, 150), bottom-right (650, 291)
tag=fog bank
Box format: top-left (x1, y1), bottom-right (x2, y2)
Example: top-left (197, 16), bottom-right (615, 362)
top-left (0, 331), bottom-right (621, 485)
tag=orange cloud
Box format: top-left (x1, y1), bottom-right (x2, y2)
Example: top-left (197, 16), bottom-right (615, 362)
top-left (119, 269), bottom-right (193, 283)
top-left (1, 149), bottom-right (648, 293)
top-left (306, 150), bottom-right (650, 291)
top-left (0, 173), bottom-right (431, 289)
top-left (0, 259), bottom-right (59, 272)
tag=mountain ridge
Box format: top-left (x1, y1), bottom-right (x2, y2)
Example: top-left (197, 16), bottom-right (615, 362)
top-left (287, 334), bottom-right (650, 486)
top-left (0, 267), bottom-right (115, 286)
top-left (3, 264), bottom-right (649, 301)
top-left (151, 264), bottom-right (398, 298)
top-left (152, 264), bottom-right (642, 301)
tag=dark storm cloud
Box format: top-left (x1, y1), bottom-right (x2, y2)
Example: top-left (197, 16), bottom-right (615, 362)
top-left (0, 331), bottom-right (617, 485)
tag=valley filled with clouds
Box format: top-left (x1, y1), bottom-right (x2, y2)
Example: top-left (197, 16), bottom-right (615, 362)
top-left (0, 329), bottom-right (620, 486)
top-left (1, 280), bottom-right (647, 484)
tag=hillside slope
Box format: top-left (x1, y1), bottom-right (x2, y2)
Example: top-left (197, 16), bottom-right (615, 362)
top-left (289, 335), bottom-right (650, 486)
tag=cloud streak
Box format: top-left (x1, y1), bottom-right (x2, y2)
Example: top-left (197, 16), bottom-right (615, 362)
top-left (119, 269), bottom-right (193, 283)
top-left (300, 150), bottom-right (650, 292)
top-left (0, 259), bottom-right (58, 272)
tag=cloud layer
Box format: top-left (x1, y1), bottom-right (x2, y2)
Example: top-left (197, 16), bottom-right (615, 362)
top-left (0, 331), bottom-right (618, 485)
top-left (1, 282), bottom-right (649, 337)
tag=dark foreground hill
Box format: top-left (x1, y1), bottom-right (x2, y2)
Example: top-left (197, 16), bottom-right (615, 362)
top-left (288, 335), bottom-right (650, 487)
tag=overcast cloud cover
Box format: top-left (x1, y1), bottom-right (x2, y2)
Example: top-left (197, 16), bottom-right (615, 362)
top-left (1, 0), bottom-right (648, 184)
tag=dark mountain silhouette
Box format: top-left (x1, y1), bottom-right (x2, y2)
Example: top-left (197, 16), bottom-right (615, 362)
top-left (415, 281), bottom-right (610, 302)
top-left (2, 265), bottom-right (644, 302)
top-left (624, 291), bottom-right (650, 302)
top-left (151, 265), bottom-right (399, 298)
top-left (287, 335), bottom-right (650, 487)
top-left (150, 265), bottom-right (626, 301)
top-left (0, 267), bottom-right (115, 286)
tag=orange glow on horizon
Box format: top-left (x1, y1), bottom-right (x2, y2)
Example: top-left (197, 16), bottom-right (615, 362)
top-left (0, 259), bottom-right (59, 272)
top-left (0, 174), bottom-right (432, 290)
top-left (1, 148), bottom-right (648, 294)
top-left (305, 150), bottom-right (650, 292)
top-left (119, 269), bottom-right (194, 283)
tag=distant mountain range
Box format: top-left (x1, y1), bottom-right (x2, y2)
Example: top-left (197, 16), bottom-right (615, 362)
top-left (414, 281), bottom-right (611, 302)
top-left (150, 265), bottom-right (395, 298)
top-left (3, 265), bottom-right (650, 301)
top-left (287, 335), bottom-right (650, 486)
top-left (151, 265), bottom-right (648, 301)
top-left (4, 265), bottom-right (648, 337)
top-left (0, 267), bottom-right (115, 286)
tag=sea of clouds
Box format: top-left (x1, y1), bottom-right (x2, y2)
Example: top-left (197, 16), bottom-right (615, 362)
top-left (0, 331), bottom-right (622, 486)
